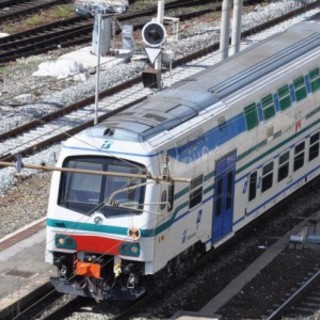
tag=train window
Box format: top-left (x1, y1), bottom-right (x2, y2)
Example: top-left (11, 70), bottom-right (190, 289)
top-left (261, 94), bottom-right (275, 120)
top-left (168, 183), bottom-right (175, 211)
top-left (277, 85), bottom-right (292, 111)
top-left (309, 68), bottom-right (320, 92)
top-left (189, 175), bottom-right (203, 208)
top-left (59, 156), bottom-right (146, 217)
top-left (248, 171), bottom-right (257, 201)
top-left (278, 151), bottom-right (290, 182)
top-left (261, 161), bottom-right (274, 193)
top-left (293, 76), bottom-right (307, 101)
top-left (161, 191), bottom-right (167, 210)
top-left (244, 103), bottom-right (259, 130)
top-left (191, 174), bottom-right (203, 189)
top-left (215, 177), bottom-right (223, 215)
top-left (225, 171), bottom-right (233, 210)
top-left (218, 117), bottom-right (227, 131)
top-left (190, 188), bottom-right (202, 209)
top-left (309, 132), bottom-right (320, 162)
top-left (62, 161), bottom-right (103, 206)
top-left (294, 141), bottom-right (305, 171)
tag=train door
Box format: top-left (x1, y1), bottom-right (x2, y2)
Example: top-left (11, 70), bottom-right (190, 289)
top-left (212, 151), bottom-right (236, 243)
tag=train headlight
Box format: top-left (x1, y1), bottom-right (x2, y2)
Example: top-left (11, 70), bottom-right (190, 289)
top-left (119, 242), bottom-right (140, 257)
top-left (55, 235), bottom-right (76, 250)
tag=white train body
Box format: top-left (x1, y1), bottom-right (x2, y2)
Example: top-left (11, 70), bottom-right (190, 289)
top-left (46, 17), bottom-right (320, 300)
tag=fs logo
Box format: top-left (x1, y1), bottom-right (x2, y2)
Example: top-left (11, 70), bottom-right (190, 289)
top-left (101, 141), bottom-right (113, 150)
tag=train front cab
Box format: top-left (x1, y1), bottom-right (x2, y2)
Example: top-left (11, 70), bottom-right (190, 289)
top-left (46, 153), bottom-right (156, 301)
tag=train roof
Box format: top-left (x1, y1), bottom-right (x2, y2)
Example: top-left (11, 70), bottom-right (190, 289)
top-left (85, 14), bottom-right (320, 143)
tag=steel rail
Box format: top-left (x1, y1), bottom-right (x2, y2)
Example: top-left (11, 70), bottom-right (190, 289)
top-left (0, 0), bottom-right (72, 22)
top-left (0, 16), bottom-right (89, 46)
top-left (0, 0), bottom-right (36, 9)
top-left (172, 0), bottom-right (320, 67)
top-left (266, 269), bottom-right (320, 320)
top-left (0, 0), bottom-right (256, 64)
top-left (0, 76), bottom-right (142, 142)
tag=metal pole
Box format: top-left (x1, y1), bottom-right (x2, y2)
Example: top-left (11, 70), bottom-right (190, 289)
top-left (0, 161), bottom-right (191, 183)
top-left (230, 0), bottom-right (242, 55)
top-left (220, 0), bottom-right (231, 60)
top-left (94, 13), bottom-right (102, 126)
top-left (155, 0), bottom-right (164, 71)
top-left (157, 0), bottom-right (164, 24)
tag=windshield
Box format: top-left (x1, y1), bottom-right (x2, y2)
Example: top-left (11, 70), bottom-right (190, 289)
top-left (58, 156), bottom-right (146, 217)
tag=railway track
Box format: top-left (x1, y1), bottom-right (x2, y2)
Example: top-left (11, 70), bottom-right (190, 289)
top-left (0, 0), bottom-right (252, 65)
top-left (0, 81), bottom-right (151, 163)
top-left (1, 2), bottom-right (319, 166)
top-left (0, 0), bottom-right (72, 23)
top-left (0, 16), bottom-right (92, 64)
top-left (1, 7), bottom-right (319, 318)
top-left (39, 295), bottom-right (148, 320)
top-left (266, 268), bottom-right (320, 319)
top-left (0, 0), bottom-right (146, 23)
top-left (0, 1), bottom-right (319, 167)
top-left (16, 180), bottom-right (320, 320)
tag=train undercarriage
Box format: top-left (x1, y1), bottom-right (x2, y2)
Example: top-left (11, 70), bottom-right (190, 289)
top-left (50, 241), bottom-right (206, 301)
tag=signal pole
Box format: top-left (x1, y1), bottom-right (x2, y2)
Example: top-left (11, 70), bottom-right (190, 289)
top-left (94, 13), bottom-right (102, 126)
top-left (231, 0), bottom-right (242, 55)
top-left (220, 0), bottom-right (231, 60)
top-left (155, 0), bottom-right (164, 71)
top-left (219, 0), bottom-right (243, 60)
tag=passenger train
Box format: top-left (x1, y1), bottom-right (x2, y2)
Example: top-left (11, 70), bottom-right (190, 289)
top-left (46, 16), bottom-right (320, 300)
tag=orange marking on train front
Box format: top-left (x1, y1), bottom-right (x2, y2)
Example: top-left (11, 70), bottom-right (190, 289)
top-left (76, 261), bottom-right (101, 279)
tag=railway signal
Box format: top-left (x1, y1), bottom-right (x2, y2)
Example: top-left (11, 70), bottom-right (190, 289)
top-left (141, 1), bottom-right (166, 90)
top-left (142, 22), bottom-right (166, 48)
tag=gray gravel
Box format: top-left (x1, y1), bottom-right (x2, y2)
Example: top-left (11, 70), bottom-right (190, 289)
top-left (0, 0), bottom-right (307, 111)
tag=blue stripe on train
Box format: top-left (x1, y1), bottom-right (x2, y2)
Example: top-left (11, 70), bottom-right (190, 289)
top-left (168, 114), bottom-right (246, 164)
